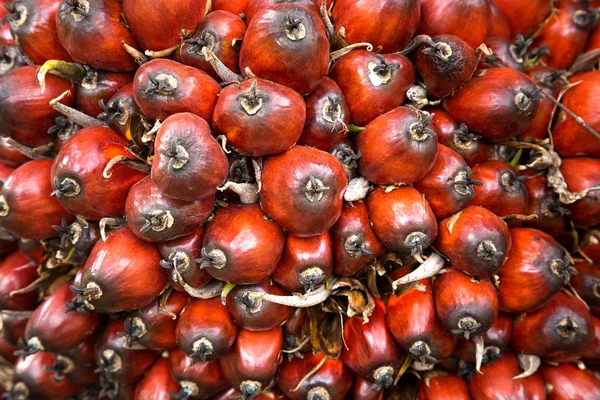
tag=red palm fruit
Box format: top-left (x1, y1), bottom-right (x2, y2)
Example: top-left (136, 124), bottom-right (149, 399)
top-left (0, 66), bottom-right (75, 146)
top-left (493, 0), bottom-right (551, 36)
top-left (134, 358), bottom-right (180, 400)
top-left (8, 352), bottom-right (83, 399)
top-left (367, 186), bottom-right (438, 259)
top-left (239, 4), bottom-right (328, 95)
top-left (387, 279), bottom-right (457, 365)
top-left (330, 141), bottom-right (362, 179)
top-left (245, 0), bottom-right (322, 23)
top-left (584, 316), bottom-right (600, 366)
top-left (76, 71), bottom-right (133, 117)
top-left (0, 335), bottom-right (17, 364)
top-left (332, 0), bottom-right (419, 52)
top-left (414, 144), bottom-right (479, 219)
top-left (445, 67), bottom-right (540, 141)
top-left (342, 300), bottom-right (403, 389)
top-left (429, 109), bottom-right (491, 167)
top-left (434, 267), bottom-right (499, 339)
top-left (330, 51), bottom-right (415, 126)
top-left (0, 310), bottom-right (31, 346)
top-left (50, 335), bottom-right (98, 385)
top-left (226, 279), bottom-right (292, 330)
top-left (534, 4), bottom-right (596, 70)
top-left (49, 116), bottom-right (80, 151)
top-left (95, 318), bottom-right (159, 384)
top-left (417, 372), bottom-right (470, 400)
top-left (352, 376), bottom-right (384, 400)
top-left (272, 233), bottom-right (333, 292)
top-left (470, 161), bottom-right (529, 219)
top-left (435, 206), bottom-right (511, 278)
top-left (278, 351), bottom-right (354, 400)
top-left (120, 290), bottom-right (188, 350)
top-left (169, 348), bottom-right (229, 399)
top-left (17, 238), bottom-right (45, 264)
top-left (480, 36), bottom-right (525, 71)
top-left (133, 59), bottom-right (220, 121)
top-left (0, 251), bottom-right (37, 310)
top-left (0, 137), bottom-right (30, 167)
top-left (0, 5), bottom-right (14, 44)
top-left (69, 226), bottom-right (167, 314)
top-left (201, 204), bottom-right (285, 284)
top-left (297, 77), bottom-right (350, 151)
top-left (511, 291), bottom-right (594, 363)
top-left (97, 83), bottom-right (140, 139)
top-left (416, 34), bottom-right (478, 99)
top-left (571, 262), bottom-right (600, 316)
top-left (219, 327), bottom-right (283, 399)
top-left (214, 388), bottom-right (288, 400)
top-left (124, 0), bottom-right (209, 52)
top-left (453, 312), bottom-right (513, 363)
top-left (125, 176), bottom-right (214, 243)
top-left (330, 201), bottom-right (384, 277)
top-left (469, 351), bottom-right (546, 400)
top-left (0, 159), bottom-right (74, 239)
top-left (152, 113), bottom-right (228, 202)
top-left (51, 126), bottom-right (147, 221)
top-left (357, 107), bottom-right (437, 185)
top-left (519, 67), bottom-right (565, 140)
top-left (213, 0), bottom-right (251, 14)
top-left (179, 10), bottom-right (246, 81)
top-left (282, 307), bottom-right (308, 355)
top-left (17, 283), bottom-right (99, 358)
top-left (582, 231), bottom-right (600, 264)
top-left (419, 0), bottom-right (490, 49)
top-left (586, 15), bottom-right (600, 51)
top-left (522, 173), bottom-right (569, 238)
top-left (213, 78), bottom-right (306, 156)
top-left (176, 297), bottom-right (238, 362)
top-left (560, 157), bottom-right (600, 226)
top-left (552, 71), bottom-right (600, 157)
top-left (53, 218), bottom-right (101, 260)
top-left (56, 0), bottom-right (139, 72)
top-left (497, 228), bottom-right (574, 313)
top-left (260, 146), bottom-right (347, 237)
top-left (488, 1), bottom-right (512, 39)
top-left (540, 363), bottom-right (600, 400)
top-left (158, 228), bottom-right (211, 292)
top-left (0, 45), bottom-right (24, 77)
top-left (4, 0), bottom-right (71, 64)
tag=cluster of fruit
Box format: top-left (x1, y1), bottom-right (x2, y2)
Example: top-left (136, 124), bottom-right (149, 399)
top-left (0, 0), bottom-right (600, 399)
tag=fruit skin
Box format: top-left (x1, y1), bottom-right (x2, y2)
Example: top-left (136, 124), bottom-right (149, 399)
top-left (469, 351), bottom-right (546, 400)
top-left (125, 176), bottom-right (214, 243)
top-left (179, 10), bottom-right (246, 80)
top-left (213, 0), bottom-right (251, 14)
top-left (201, 203), bottom-right (285, 285)
top-left (539, 363), bottom-right (600, 400)
top-left (278, 352), bottom-right (354, 400)
top-left (152, 112), bottom-right (229, 202)
top-left (332, 0), bottom-right (420, 53)
top-left (330, 201), bottom-right (384, 277)
top-left (414, 144), bottom-right (478, 219)
top-left (417, 372), bottom-right (470, 400)
top-left (244, 0), bottom-right (323, 23)
top-left (0, 66), bottom-right (76, 147)
top-left (510, 291), bottom-right (595, 363)
top-left (366, 186), bottom-right (438, 258)
top-left (470, 160), bottom-right (529, 220)
top-left (0, 251), bottom-right (38, 311)
top-left (435, 206), bottom-right (511, 278)
top-left (219, 327), bottom-right (283, 398)
top-left (169, 347), bottom-right (229, 399)
top-left (51, 126), bottom-right (147, 221)
top-left (72, 226), bottom-right (168, 314)
top-left (357, 107), bottom-right (438, 185)
top-left (176, 297), bottom-right (239, 363)
top-left (583, 316), bottom-right (600, 367)
top-left (560, 157), bottom-right (600, 226)
top-left (55, 0), bottom-right (140, 72)
top-left (298, 77), bottom-right (350, 151)
top-left (453, 311), bottom-right (513, 363)
top-left (552, 71), bottom-right (600, 157)
top-left (260, 146), bottom-right (348, 237)
top-left (487, 1), bottom-right (512, 39)
top-left (493, 0), bottom-right (552, 36)
top-left (445, 67), bottom-right (540, 141)
top-left (133, 59), bottom-right (221, 121)
top-left (213, 78), bottom-right (306, 157)
top-left (571, 262), bottom-right (600, 316)
top-left (239, 3), bottom-right (329, 95)
top-left (76, 71), bottom-right (133, 118)
top-left (330, 51), bottom-right (415, 126)
top-left (497, 228), bottom-right (573, 313)
top-left (134, 357), bottom-right (180, 400)
top-left (123, 0), bottom-right (209, 52)
top-left (4, 0), bottom-right (72, 64)
top-left (0, 159), bottom-right (74, 239)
